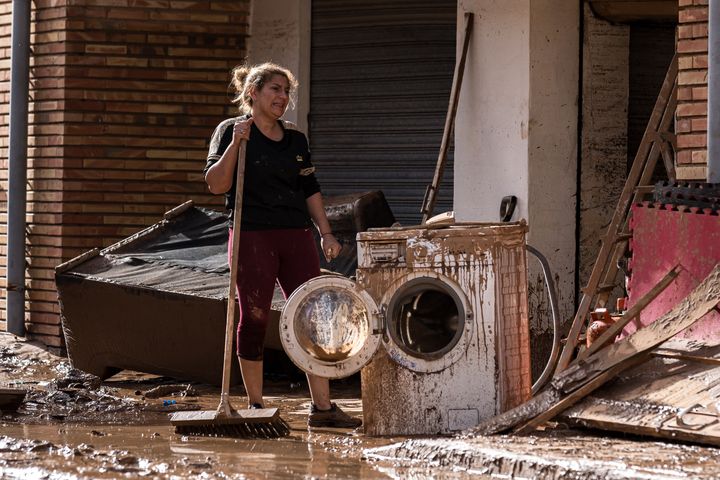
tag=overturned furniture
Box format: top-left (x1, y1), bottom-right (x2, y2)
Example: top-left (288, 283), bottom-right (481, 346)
top-left (55, 191), bottom-right (395, 385)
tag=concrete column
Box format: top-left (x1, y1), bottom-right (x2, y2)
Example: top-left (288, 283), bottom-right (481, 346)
top-left (454, 0), bottom-right (531, 222)
top-left (527, 0), bottom-right (580, 367)
top-left (249, 0), bottom-right (311, 134)
top-left (454, 0), bottom-right (579, 377)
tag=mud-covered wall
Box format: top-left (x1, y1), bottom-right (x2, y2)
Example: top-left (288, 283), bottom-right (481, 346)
top-left (248, 0), bottom-right (310, 134)
top-left (526, 0), bottom-right (579, 378)
top-left (579, 6), bottom-right (629, 293)
top-left (0, 1), bottom-right (249, 350)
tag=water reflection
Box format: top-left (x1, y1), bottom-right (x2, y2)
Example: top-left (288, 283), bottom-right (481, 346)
top-left (1, 422), bottom-right (391, 479)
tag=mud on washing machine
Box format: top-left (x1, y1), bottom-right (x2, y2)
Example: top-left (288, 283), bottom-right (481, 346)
top-left (280, 221), bottom-right (531, 435)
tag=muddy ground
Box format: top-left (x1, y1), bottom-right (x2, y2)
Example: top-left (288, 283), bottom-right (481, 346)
top-left (2, 332), bottom-right (720, 479)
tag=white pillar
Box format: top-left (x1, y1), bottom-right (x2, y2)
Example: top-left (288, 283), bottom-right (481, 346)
top-left (248, 0), bottom-right (311, 134)
top-left (454, 0), bottom-right (531, 222)
top-left (454, 0), bottom-right (579, 374)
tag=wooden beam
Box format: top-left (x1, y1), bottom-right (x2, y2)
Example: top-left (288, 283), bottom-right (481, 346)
top-left (588, 1), bottom-right (678, 23)
top-left (514, 353), bottom-right (651, 434)
top-left (577, 263), bottom-right (681, 362)
top-left (580, 264), bottom-right (720, 379)
top-left (651, 351), bottom-right (720, 366)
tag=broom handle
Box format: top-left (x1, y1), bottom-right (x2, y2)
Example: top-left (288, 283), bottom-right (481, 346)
top-left (218, 138), bottom-right (247, 416)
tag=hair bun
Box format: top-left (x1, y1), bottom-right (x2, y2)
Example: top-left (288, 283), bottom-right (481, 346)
top-left (231, 65), bottom-right (250, 93)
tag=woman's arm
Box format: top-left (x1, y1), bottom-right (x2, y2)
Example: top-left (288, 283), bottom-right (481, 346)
top-left (306, 192), bottom-right (341, 261)
top-left (205, 118), bottom-right (252, 194)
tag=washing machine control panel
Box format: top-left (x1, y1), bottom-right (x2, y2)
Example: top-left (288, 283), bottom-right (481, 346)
top-left (363, 241), bottom-right (405, 265)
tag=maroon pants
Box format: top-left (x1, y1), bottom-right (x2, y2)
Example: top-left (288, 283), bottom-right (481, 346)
top-left (228, 228), bottom-right (320, 360)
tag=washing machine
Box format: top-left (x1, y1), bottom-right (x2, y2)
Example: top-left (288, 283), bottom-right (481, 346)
top-left (280, 221), bottom-right (531, 435)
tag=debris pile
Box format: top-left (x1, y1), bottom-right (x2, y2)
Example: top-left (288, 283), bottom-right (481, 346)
top-left (20, 368), bottom-right (144, 423)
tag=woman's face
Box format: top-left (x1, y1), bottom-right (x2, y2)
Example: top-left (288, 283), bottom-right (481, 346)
top-left (252, 74), bottom-right (290, 119)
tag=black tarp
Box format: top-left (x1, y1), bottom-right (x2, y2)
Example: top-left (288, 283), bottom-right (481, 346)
top-left (56, 191), bottom-right (395, 384)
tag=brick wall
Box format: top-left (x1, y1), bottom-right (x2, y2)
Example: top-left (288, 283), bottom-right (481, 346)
top-left (677, 0), bottom-right (709, 180)
top-left (1, 0), bottom-right (248, 351)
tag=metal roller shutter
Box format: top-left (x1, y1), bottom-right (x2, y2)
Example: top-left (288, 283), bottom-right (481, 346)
top-left (310, 0), bottom-right (456, 225)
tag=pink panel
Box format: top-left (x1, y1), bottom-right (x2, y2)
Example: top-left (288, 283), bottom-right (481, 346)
top-left (625, 203), bottom-right (720, 341)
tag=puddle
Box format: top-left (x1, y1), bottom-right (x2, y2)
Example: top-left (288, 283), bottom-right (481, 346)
top-left (0, 333), bottom-right (410, 479)
top-left (0, 379), bottom-right (404, 479)
top-left (0, 424), bottom-right (390, 479)
top-left (4, 333), bottom-right (720, 479)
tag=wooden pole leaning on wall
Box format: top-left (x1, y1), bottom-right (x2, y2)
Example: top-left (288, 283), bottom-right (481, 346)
top-left (420, 12), bottom-right (473, 224)
top-left (553, 53), bottom-right (679, 376)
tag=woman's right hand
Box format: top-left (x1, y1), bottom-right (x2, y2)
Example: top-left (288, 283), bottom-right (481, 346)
top-left (233, 118), bottom-right (253, 144)
top-left (205, 118), bottom-right (253, 194)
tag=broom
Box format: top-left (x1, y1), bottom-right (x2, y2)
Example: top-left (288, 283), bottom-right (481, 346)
top-left (171, 136), bottom-right (290, 438)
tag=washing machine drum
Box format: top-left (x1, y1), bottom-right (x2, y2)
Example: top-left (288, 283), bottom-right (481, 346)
top-left (280, 274), bottom-right (473, 379)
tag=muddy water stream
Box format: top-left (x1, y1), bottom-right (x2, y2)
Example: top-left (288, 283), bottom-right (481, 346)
top-left (0, 334), bottom-right (449, 479)
top-left (0, 422), bottom-right (385, 479)
top-left (4, 334), bottom-right (720, 479)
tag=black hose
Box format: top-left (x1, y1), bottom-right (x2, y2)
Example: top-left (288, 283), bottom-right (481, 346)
top-left (526, 244), bottom-right (561, 395)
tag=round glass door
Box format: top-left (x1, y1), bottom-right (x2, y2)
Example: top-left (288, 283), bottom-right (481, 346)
top-left (280, 275), bottom-right (381, 379)
top-left (382, 271), bottom-right (473, 373)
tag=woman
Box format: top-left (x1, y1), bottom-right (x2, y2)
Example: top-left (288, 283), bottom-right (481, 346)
top-left (203, 62), bottom-right (361, 429)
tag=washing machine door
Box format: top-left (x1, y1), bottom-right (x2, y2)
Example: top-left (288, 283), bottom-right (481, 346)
top-left (279, 275), bottom-right (382, 379)
top-left (381, 271), bottom-right (473, 374)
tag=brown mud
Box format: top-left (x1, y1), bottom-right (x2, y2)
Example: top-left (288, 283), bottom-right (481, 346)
top-left (366, 431), bottom-right (720, 479)
top-left (0, 333), bottom-right (409, 479)
top-left (3, 332), bottom-right (720, 479)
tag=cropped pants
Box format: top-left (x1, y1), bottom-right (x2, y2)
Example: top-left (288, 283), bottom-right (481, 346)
top-left (228, 227), bottom-right (320, 360)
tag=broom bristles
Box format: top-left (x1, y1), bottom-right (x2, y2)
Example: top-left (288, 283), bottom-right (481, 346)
top-left (170, 407), bottom-right (291, 438)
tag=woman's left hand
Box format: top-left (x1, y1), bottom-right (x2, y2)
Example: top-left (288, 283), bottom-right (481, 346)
top-left (321, 234), bottom-right (342, 262)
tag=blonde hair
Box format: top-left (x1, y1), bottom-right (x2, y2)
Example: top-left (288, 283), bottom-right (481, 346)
top-left (230, 62), bottom-right (298, 114)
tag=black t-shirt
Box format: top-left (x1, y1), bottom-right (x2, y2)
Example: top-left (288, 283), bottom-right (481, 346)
top-left (204, 116), bottom-right (321, 230)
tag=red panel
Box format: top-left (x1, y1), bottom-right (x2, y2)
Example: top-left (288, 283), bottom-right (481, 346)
top-left (625, 203), bottom-right (720, 341)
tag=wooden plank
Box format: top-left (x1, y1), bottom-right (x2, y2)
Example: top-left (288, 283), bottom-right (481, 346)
top-left (652, 351), bottom-right (720, 366)
top-left (658, 139), bottom-right (677, 183)
top-left (577, 264), bottom-right (681, 361)
top-left (514, 353), bottom-right (651, 434)
top-left (563, 348), bottom-right (720, 447)
top-left (470, 382), bottom-right (563, 435)
top-left (54, 248), bottom-right (100, 274)
top-left (588, 1), bottom-right (678, 23)
top-left (471, 264), bottom-right (720, 435)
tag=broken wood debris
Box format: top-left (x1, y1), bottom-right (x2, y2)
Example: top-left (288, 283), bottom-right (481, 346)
top-left (651, 349), bottom-right (720, 366)
top-left (563, 338), bottom-right (720, 447)
top-left (469, 263), bottom-right (720, 437)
